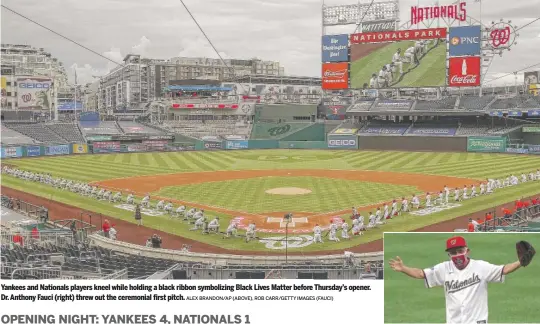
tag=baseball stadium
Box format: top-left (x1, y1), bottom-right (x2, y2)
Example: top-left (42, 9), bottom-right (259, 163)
top-left (2, 0), bottom-right (540, 281)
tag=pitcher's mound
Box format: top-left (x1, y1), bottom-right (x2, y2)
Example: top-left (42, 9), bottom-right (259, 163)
top-left (265, 187), bottom-right (312, 195)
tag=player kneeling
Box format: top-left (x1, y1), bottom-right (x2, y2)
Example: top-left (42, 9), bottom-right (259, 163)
top-left (341, 222), bottom-right (350, 240)
top-left (223, 222), bottom-right (238, 238)
top-left (190, 216), bottom-right (205, 231)
top-left (313, 224), bottom-right (323, 243)
top-left (245, 222), bottom-right (257, 243)
top-left (328, 220), bottom-right (340, 242)
top-left (164, 202), bottom-right (173, 214)
top-left (207, 217), bottom-right (220, 233)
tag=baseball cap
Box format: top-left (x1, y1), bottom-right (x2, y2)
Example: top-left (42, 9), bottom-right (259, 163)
top-left (446, 236), bottom-right (467, 251)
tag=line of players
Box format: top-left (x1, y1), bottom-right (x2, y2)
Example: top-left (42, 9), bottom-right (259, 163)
top-left (1, 166), bottom-right (254, 242)
top-left (4, 166), bottom-right (539, 245)
top-left (311, 170), bottom-right (540, 244)
top-left (368, 40), bottom-right (429, 89)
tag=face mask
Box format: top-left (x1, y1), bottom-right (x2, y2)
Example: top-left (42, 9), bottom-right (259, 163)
top-left (450, 251), bottom-right (469, 270)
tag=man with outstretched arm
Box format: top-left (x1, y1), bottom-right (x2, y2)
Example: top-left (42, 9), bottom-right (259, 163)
top-left (389, 236), bottom-right (535, 324)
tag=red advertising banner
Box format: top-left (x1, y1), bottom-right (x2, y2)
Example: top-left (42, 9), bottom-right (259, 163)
top-left (448, 56), bottom-right (481, 87)
top-left (322, 62), bottom-right (349, 90)
top-left (171, 103), bottom-right (239, 109)
top-left (350, 28), bottom-right (447, 44)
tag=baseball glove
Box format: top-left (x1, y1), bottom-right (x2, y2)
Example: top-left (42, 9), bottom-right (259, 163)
top-left (516, 241), bottom-right (536, 267)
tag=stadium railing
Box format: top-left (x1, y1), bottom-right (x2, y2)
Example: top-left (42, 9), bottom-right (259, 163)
top-left (88, 233), bottom-right (383, 266)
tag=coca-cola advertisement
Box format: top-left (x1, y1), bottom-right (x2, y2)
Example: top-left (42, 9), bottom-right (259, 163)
top-left (322, 62), bottom-right (349, 90)
top-left (448, 56), bottom-right (481, 87)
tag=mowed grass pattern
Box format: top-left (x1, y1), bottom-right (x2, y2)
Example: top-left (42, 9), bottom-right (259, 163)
top-left (7, 150), bottom-right (540, 183)
top-left (384, 233), bottom-right (540, 323)
top-left (156, 176), bottom-right (420, 213)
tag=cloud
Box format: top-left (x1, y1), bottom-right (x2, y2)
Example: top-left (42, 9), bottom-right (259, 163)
top-left (177, 38), bottom-right (229, 59)
top-left (131, 36), bottom-right (151, 56)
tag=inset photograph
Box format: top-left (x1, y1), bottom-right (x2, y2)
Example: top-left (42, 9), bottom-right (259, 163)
top-left (384, 232), bottom-right (538, 324)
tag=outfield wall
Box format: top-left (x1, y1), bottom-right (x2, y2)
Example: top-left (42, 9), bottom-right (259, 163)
top-left (357, 136), bottom-right (467, 152)
top-left (3, 137), bottom-right (540, 159)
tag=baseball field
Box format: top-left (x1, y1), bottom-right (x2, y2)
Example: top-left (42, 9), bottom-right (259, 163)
top-left (384, 233), bottom-right (540, 323)
top-left (2, 150), bottom-right (540, 253)
top-left (350, 40), bottom-right (446, 88)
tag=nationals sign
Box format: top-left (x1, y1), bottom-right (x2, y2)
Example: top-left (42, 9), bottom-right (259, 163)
top-left (350, 28), bottom-right (447, 44)
top-left (411, 2), bottom-right (466, 25)
top-left (448, 57), bottom-right (481, 87)
top-left (17, 77), bottom-right (53, 109)
top-left (322, 62), bottom-right (349, 90)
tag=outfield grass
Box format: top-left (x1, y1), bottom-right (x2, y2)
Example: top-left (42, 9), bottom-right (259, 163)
top-left (3, 149), bottom-right (540, 252)
top-left (384, 233), bottom-right (540, 323)
top-left (350, 40), bottom-right (446, 88)
top-left (7, 150), bottom-right (540, 181)
top-left (156, 176), bottom-right (419, 213)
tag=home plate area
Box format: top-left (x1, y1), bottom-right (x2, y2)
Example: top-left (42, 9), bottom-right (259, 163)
top-left (410, 203), bottom-right (462, 216)
top-left (115, 204), bottom-right (165, 217)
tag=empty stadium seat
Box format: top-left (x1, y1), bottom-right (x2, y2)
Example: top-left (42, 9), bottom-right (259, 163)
top-left (4, 123), bottom-right (67, 144)
top-left (46, 123), bottom-right (85, 142)
top-left (414, 97), bottom-right (457, 111)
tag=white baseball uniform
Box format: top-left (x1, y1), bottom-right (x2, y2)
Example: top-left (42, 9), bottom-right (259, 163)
top-left (404, 46), bottom-right (415, 63)
top-left (401, 199), bottom-right (409, 212)
top-left (383, 205), bottom-right (389, 219)
top-left (369, 76), bottom-right (379, 88)
top-left (412, 196), bottom-right (420, 209)
top-left (426, 194), bottom-right (432, 207)
top-left (208, 218), bottom-right (219, 232)
top-left (176, 206), bottom-right (185, 215)
top-left (156, 200), bottom-right (165, 210)
top-left (341, 222), bottom-right (349, 239)
top-left (313, 225), bottom-right (323, 243)
top-left (480, 183), bottom-right (485, 195)
top-left (329, 223), bottom-right (340, 242)
top-left (392, 52), bottom-right (404, 73)
top-left (423, 259), bottom-right (504, 324)
top-left (462, 187), bottom-right (469, 200)
top-left (246, 223), bottom-right (256, 241)
top-left (367, 214), bottom-right (376, 228)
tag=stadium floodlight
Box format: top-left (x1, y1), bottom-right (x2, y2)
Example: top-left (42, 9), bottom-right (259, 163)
top-left (322, 0), bottom-right (399, 27)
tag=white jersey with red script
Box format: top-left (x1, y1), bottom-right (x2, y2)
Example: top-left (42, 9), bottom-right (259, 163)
top-left (423, 259), bottom-right (504, 324)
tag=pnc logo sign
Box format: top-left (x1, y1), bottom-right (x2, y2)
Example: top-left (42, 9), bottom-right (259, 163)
top-left (450, 36), bottom-right (479, 46)
top-left (449, 26), bottom-right (482, 57)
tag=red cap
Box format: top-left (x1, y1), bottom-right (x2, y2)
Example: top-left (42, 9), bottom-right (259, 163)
top-left (446, 236), bottom-right (467, 251)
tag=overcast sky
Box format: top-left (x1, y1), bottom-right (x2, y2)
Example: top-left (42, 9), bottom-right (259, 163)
top-left (1, 0), bottom-right (539, 86)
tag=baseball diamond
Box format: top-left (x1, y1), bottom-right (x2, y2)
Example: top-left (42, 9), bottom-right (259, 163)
top-left (2, 149), bottom-right (540, 255)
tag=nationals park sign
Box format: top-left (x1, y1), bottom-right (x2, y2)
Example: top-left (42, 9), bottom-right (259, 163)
top-left (350, 28), bottom-right (447, 44)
